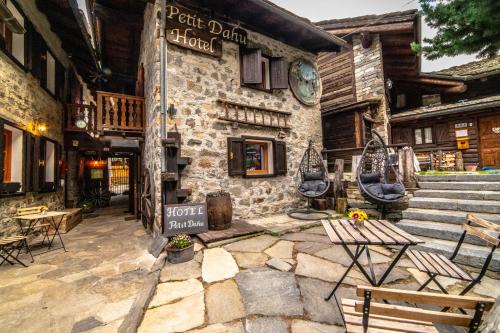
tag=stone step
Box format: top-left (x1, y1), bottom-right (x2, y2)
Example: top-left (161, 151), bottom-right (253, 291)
top-left (417, 173), bottom-right (500, 182)
top-left (409, 197), bottom-right (500, 214)
top-left (402, 208), bottom-right (500, 225)
top-left (397, 219), bottom-right (499, 246)
top-left (413, 236), bottom-right (500, 272)
top-left (418, 181), bottom-right (500, 191)
top-left (347, 200), bottom-right (377, 210)
top-left (414, 189), bottom-right (500, 201)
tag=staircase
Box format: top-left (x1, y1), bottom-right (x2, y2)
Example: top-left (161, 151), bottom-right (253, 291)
top-left (396, 173), bottom-right (500, 272)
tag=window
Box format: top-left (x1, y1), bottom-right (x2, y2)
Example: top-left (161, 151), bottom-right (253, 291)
top-left (396, 94), bottom-right (406, 109)
top-left (228, 137), bottom-right (287, 177)
top-left (0, 0), bottom-right (25, 65)
top-left (1, 123), bottom-right (24, 195)
top-left (241, 48), bottom-right (288, 91)
top-left (39, 138), bottom-right (60, 192)
top-left (414, 127), bottom-right (433, 145)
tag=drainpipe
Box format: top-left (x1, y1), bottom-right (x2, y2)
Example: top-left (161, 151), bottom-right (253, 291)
top-left (159, 0), bottom-right (167, 173)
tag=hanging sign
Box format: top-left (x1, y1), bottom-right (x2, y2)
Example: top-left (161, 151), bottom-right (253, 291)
top-left (164, 203), bottom-right (208, 236)
top-left (166, 4), bottom-right (247, 58)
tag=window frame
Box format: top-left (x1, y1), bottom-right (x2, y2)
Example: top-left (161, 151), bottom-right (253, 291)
top-left (0, 0), bottom-right (27, 70)
top-left (0, 118), bottom-right (27, 197)
top-left (240, 47), bottom-right (288, 93)
top-left (414, 126), bottom-right (434, 146)
top-left (38, 136), bottom-right (60, 193)
top-left (244, 139), bottom-right (273, 176)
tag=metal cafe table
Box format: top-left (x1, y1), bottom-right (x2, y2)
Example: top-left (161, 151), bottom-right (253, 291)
top-left (321, 219), bottom-right (423, 301)
top-left (13, 211), bottom-right (68, 257)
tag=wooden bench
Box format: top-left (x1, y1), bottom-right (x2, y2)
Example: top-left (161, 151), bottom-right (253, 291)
top-left (342, 286), bottom-right (495, 333)
top-left (58, 208), bottom-right (82, 233)
top-left (406, 214), bottom-right (500, 296)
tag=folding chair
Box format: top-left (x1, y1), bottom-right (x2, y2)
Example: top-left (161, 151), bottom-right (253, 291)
top-left (341, 285), bottom-right (495, 333)
top-left (406, 214), bottom-right (499, 299)
top-left (16, 206), bottom-right (51, 247)
top-left (0, 236), bottom-right (33, 267)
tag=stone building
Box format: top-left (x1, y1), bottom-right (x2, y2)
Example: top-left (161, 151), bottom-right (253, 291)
top-left (0, 0), bottom-right (96, 236)
top-left (1, 0), bottom-right (346, 237)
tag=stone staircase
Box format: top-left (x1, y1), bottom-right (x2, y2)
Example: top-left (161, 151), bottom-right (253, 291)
top-left (396, 173), bottom-right (500, 272)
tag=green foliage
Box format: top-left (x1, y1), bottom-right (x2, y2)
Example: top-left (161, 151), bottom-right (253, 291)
top-left (419, 0), bottom-right (500, 59)
top-left (168, 234), bottom-right (192, 249)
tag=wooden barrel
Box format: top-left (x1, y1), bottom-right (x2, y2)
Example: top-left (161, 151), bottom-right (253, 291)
top-left (206, 191), bottom-right (232, 230)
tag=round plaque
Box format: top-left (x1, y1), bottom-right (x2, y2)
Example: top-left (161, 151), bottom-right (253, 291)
top-left (288, 59), bottom-right (322, 106)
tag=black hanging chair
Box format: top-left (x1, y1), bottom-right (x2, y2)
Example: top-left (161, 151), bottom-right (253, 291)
top-left (357, 130), bottom-right (405, 217)
top-left (288, 140), bottom-right (331, 220)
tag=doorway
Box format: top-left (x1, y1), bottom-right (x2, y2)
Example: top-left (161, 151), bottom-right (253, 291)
top-left (479, 115), bottom-right (500, 168)
top-left (108, 157), bottom-right (130, 206)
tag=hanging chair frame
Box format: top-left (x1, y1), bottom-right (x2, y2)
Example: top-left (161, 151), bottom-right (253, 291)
top-left (357, 130), bottom-right (405, 217)
top-left (288, 140), bottom-right (331, 220)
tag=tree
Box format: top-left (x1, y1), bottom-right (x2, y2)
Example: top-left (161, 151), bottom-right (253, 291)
top-left (416, 0), bottom-right (500, 59)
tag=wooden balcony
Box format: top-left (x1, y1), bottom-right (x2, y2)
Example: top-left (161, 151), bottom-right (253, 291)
top-left (65, 92), bottom-right (145, 135)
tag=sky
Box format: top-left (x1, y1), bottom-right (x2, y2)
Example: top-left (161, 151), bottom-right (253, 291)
top-left (269, 0), bottom-right (478, 72)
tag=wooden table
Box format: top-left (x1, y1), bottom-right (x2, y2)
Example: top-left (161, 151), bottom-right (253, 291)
top-left (321, 219), bottom-right (423, 302)
top-left (13, 211), bottom-right (68, 255)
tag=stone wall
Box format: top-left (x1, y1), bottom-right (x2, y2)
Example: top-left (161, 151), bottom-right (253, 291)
top-left (0, 1), bottom-right (67, 236)
top-left (352, 34), bottom-right (389, 141)
top-left (139, 2), bottom-right (324, 234)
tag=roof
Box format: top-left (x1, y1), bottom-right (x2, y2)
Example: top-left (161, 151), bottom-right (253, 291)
top-left (183, 0), bottom-right (347, 53)
top-left (322, 99), bottom-right (381, 116)
top-left (422, 55), bottom-right (500, 80)
top-left (315, 9), bottom-right (418, 31)
top-left (391, 94), bottom-right (500, 123)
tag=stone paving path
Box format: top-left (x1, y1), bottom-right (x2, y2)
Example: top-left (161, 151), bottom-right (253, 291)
top-left (0, 204), bottom-right (155, 333)
top-left (140, 225), bottom-right (500, 333)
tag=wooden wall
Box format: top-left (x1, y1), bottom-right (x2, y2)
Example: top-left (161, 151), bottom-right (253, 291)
top-left (319, 51), bottom-right (356, 110)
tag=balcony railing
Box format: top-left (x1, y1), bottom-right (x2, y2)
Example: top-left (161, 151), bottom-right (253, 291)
top-left (96, 91), bottom-right (145, 133)
top-left (65, 92), bottom-right (145, 134)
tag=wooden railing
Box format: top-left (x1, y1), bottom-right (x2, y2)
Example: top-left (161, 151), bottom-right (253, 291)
top-left (96, 91), bottom-right (145, 133)
top-left (66, 103), bottom-right (98, 133)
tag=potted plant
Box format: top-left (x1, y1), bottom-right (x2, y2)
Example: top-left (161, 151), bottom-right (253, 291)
top-left (348, 209), bottom-right (368, 227)
top-left (166, 234), bottom-right (194, 264)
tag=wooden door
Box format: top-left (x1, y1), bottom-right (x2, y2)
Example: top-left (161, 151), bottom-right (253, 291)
top-left (479, 115), bottom-right (500, 168)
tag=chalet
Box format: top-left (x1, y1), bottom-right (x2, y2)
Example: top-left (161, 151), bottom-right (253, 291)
top-left (0, 0), bottom-right (346, 237)
top-left (317, 10), bottom-right (500, 172)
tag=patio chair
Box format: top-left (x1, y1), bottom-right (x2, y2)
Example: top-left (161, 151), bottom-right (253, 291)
top-left (341, 285), bottom-right (495, 333)
top-left (357, 130), bottom-right (405, 218)
top-left (406, 214), bottom-right (499, 303)
top-left (0, 235), bottom-right (33, 267)
top-left (288, 140), bottom-right (330, 220)
top-left (16, 206), bottom-right (51, 245)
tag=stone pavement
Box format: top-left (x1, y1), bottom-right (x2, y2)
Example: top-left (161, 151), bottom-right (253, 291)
top-left (140, 225), bottom-right (500, 333)
top-left (0, 203), bottom-right (155, 333)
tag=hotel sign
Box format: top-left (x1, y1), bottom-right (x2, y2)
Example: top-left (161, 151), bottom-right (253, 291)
top-left (166, 4), bottom-right (247, 58)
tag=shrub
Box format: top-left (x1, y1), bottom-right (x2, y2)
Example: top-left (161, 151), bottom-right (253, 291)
top-left (168, 234), bottom-right (192, 249)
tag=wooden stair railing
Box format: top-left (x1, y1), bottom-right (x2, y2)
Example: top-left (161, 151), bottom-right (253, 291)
top-left (96, 91), bottom-right (145, 133)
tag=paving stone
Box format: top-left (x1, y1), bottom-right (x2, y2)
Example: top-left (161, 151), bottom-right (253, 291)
top-left (149, 279), bottom-right (204, 308)
top-left (408, 268), bottom-right (461, 291)
top-left (71, 317), bottom-right (103, 333)
top-left (266, 258), bottom-right (292, 271)
top-left (294, 242), bottom-right (331, 255)
top-left (202, 248), bottom-right (239, 283)
top-left (232, 252), bottom-right (269, 269)
top-left (295, 253), bottom-right (363, 284)
top-left (291, 319), bottom-right (345, 333)
top-left (186, 322), bottom-right (245, 333)
top-left (283, 258), bottom-right (296, 266)
top-left (245, 317), bottom-right (288, 333)
top-left (206, 280), bottom-right (245, 324)
top-left (139, 292), bottom-right (205, 333)
top-left (281, 233), bottom-right (332, 244)
top-left (223, 235), bottom-right (279, 253)
top-left (235, 268), bottom-right (303, 316)
top-left (315, 247), bottom-right (392, 267)
top-left (264, 240), bottom-right (294, 259)
top-left (302, 226), bottom-right (327, 235)
top-left (160, 259), bottom-right (202, 282)
top-left (87, 319), bottom-right (123, 333)
top-left (95, 298), bottom-right (134, 323)
top-left (472, 276), bottom-right (500, 298)
top-left (298, 277), bottom-right (356, 325)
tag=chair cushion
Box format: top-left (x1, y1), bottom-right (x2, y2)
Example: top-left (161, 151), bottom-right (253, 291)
top-left (300, 180), bottom-right (327, 196)
top-left (359, 172), bottom-right (381, 184)
top-left (382, 183), bottom-right (405, 195)
top-left (364, 183), bottom-right (384, 198)
top-left (303, 172), bottom-right (324, 181)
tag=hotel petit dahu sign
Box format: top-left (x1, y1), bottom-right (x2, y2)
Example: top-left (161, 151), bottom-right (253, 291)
top-left (164, 203), bottom-right (208, 236)
top-left (166, 4), bottom-right (247, 58)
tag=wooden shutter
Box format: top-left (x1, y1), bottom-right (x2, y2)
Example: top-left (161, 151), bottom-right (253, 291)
top-left (24, 132), bottom-right (33, 192)
top-left (32, 136), bottom-right (41, 192)
top-left (55, 61), bottom-right (65, 101)
top-left (242, 49), bottom-right (262, 84)
top-left (270, 57), bottom-right (288, 89)
top-left (435, 123), bottom-right (450, 144)
top-left (30, 29), bottom-right (44, 82)
top-left (227, 137), bottom-right (245, 176)
top-left (274, 141), bottom-right (287, 176)
top-left (0, 119), bottom-right (4, 187)
top-left (55, 143), bottom-right (62, 189)
top-left (391, 127), bottom-right (412, 145)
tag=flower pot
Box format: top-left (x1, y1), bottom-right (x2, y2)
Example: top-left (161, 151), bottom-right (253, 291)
top-left (206, 191), bottom-right (232, 230)
top-left (166, 243), bottom-right (194, 264)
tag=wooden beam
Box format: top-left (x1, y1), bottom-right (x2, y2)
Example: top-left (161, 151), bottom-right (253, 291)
top-left (93, 3), bottom-right (143, 26)
top-left (327, 22), bottom-right (414, 37)
top-left (393, 76), bottom-right (465, 87)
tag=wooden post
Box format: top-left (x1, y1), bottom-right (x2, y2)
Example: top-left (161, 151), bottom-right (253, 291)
top-left (352, 155), bottom-right (361, 180)
top-left (455, 151), bottom-right (464, 171)
top-left (438, 150), bottom-right (443, 171)
top-left (333, 159), bottom-right (344, 197)
top-left (399, 147), bottom-right (416, 187)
